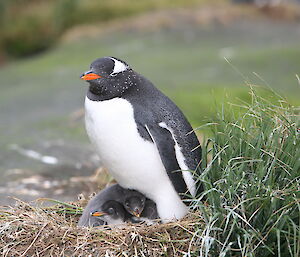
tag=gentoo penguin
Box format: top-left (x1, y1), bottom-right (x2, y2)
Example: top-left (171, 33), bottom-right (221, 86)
top-left (123, 192), bottom-right (146, 217)
top-left (90, 200), bottom-right (128, 226)
top-left (78, 184), bottom-right (144, 227)
top-left (81, 57), bottom-right (202, 222)
top-left (122, 193), bottom-right (159, 224)
top-left (129, 198), bottom-right (159, 225)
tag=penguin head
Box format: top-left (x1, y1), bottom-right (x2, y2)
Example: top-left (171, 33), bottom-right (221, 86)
top-left (81, 57), bottom-right (135, 99)
top-left (124, 193), bottom-right (146, 218)
top-left (90, 200), bottom-right (126, 225)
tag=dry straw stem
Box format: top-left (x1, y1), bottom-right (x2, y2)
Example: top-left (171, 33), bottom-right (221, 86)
top-left (0, 199), bottom-right (203, 256)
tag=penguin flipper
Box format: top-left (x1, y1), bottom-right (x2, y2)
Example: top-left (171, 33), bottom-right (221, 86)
top-left (144, 124), bottom-right (188, 196)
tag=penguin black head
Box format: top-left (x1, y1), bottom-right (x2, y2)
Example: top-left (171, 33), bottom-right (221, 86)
top-left (90, 200), bottom-right (127, 225)
top-left (81, 57), bottom-right (135, 100)
top-left (124, 193), bottom-right (146, 218)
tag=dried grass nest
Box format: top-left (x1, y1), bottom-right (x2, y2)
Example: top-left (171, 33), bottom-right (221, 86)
top-left (0, 198), bottom-right (203, 256)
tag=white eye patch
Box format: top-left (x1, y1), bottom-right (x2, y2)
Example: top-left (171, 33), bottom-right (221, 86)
top-left (109, 57), bottom-right (128, 76)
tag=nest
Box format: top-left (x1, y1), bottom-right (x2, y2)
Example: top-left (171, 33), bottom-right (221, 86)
top-left (0, 199), bottom-right (203, 256)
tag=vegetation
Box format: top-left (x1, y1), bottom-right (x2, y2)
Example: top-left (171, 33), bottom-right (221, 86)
top-left (0, 0), bottom-right (218, 58)
top-left (1, 0), bottom-right (300, 60)
top-left (0, 88), bottom-right (298, 256)
top-left (195, 87), bottom-right (300, 256)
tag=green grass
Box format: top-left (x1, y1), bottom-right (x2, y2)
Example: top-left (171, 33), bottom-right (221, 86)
top-left (193, 87), bottom-right (300, 256)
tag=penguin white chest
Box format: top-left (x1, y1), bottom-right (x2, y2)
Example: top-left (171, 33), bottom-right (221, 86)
top-left (85, 97), bottom-right (165, 190)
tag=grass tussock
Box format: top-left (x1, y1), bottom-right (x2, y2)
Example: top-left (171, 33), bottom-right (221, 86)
top-left (195, 86), bottom-right (300, 256)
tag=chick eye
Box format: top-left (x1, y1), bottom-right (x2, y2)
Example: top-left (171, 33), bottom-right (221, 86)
top-left (107, 207), bottom-right (115, 214)
top-left (125, 202), bottom-right (130, 207)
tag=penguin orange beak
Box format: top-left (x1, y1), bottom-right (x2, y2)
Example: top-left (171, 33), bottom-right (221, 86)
top-left (80, 71), bottom-right (102, 81)
top-left (91, 211), bottom-right (106, 217)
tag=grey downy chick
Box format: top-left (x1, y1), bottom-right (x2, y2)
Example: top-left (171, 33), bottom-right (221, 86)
top-left (78, 183), bottom-right (143, 227)
top-left (90, 200), bottom-right (128, 226)
top-left (125, 195), bottom-right (159, 224)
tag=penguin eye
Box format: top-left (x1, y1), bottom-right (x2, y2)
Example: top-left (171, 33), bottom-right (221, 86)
top-left (125, 202), bottom-right (130, 207)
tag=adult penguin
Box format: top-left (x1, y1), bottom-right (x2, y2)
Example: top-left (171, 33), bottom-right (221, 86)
top-left (81, 57), bottom-right (202, 222)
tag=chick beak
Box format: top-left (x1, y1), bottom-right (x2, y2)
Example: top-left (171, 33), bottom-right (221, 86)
top-left (80, 71), bottom-right (102, 81)
top-left (91, 211), bottom-right (106, 217)
top-left (133, 208), bottom-right (141, 217)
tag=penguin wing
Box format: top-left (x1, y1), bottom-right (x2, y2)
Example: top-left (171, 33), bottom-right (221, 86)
top-left (144, 123), bottom-right (188, 196)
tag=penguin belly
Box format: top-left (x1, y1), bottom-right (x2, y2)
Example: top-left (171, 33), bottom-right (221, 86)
top-left (85, 97), bottom-right (188, 221)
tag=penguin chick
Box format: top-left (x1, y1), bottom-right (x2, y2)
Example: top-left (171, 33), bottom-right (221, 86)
top-left (90, 200), bottom-right (128, 226)
top-left (78, 183), bottom-right (145, 227)
top-left (123, 192), bottom-right (146, 217)
top-left (127, 197), bottom-right (159, 225)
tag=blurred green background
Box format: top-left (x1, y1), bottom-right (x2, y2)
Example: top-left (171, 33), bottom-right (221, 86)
top-left (0, 0), bottom-right (299, 204)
